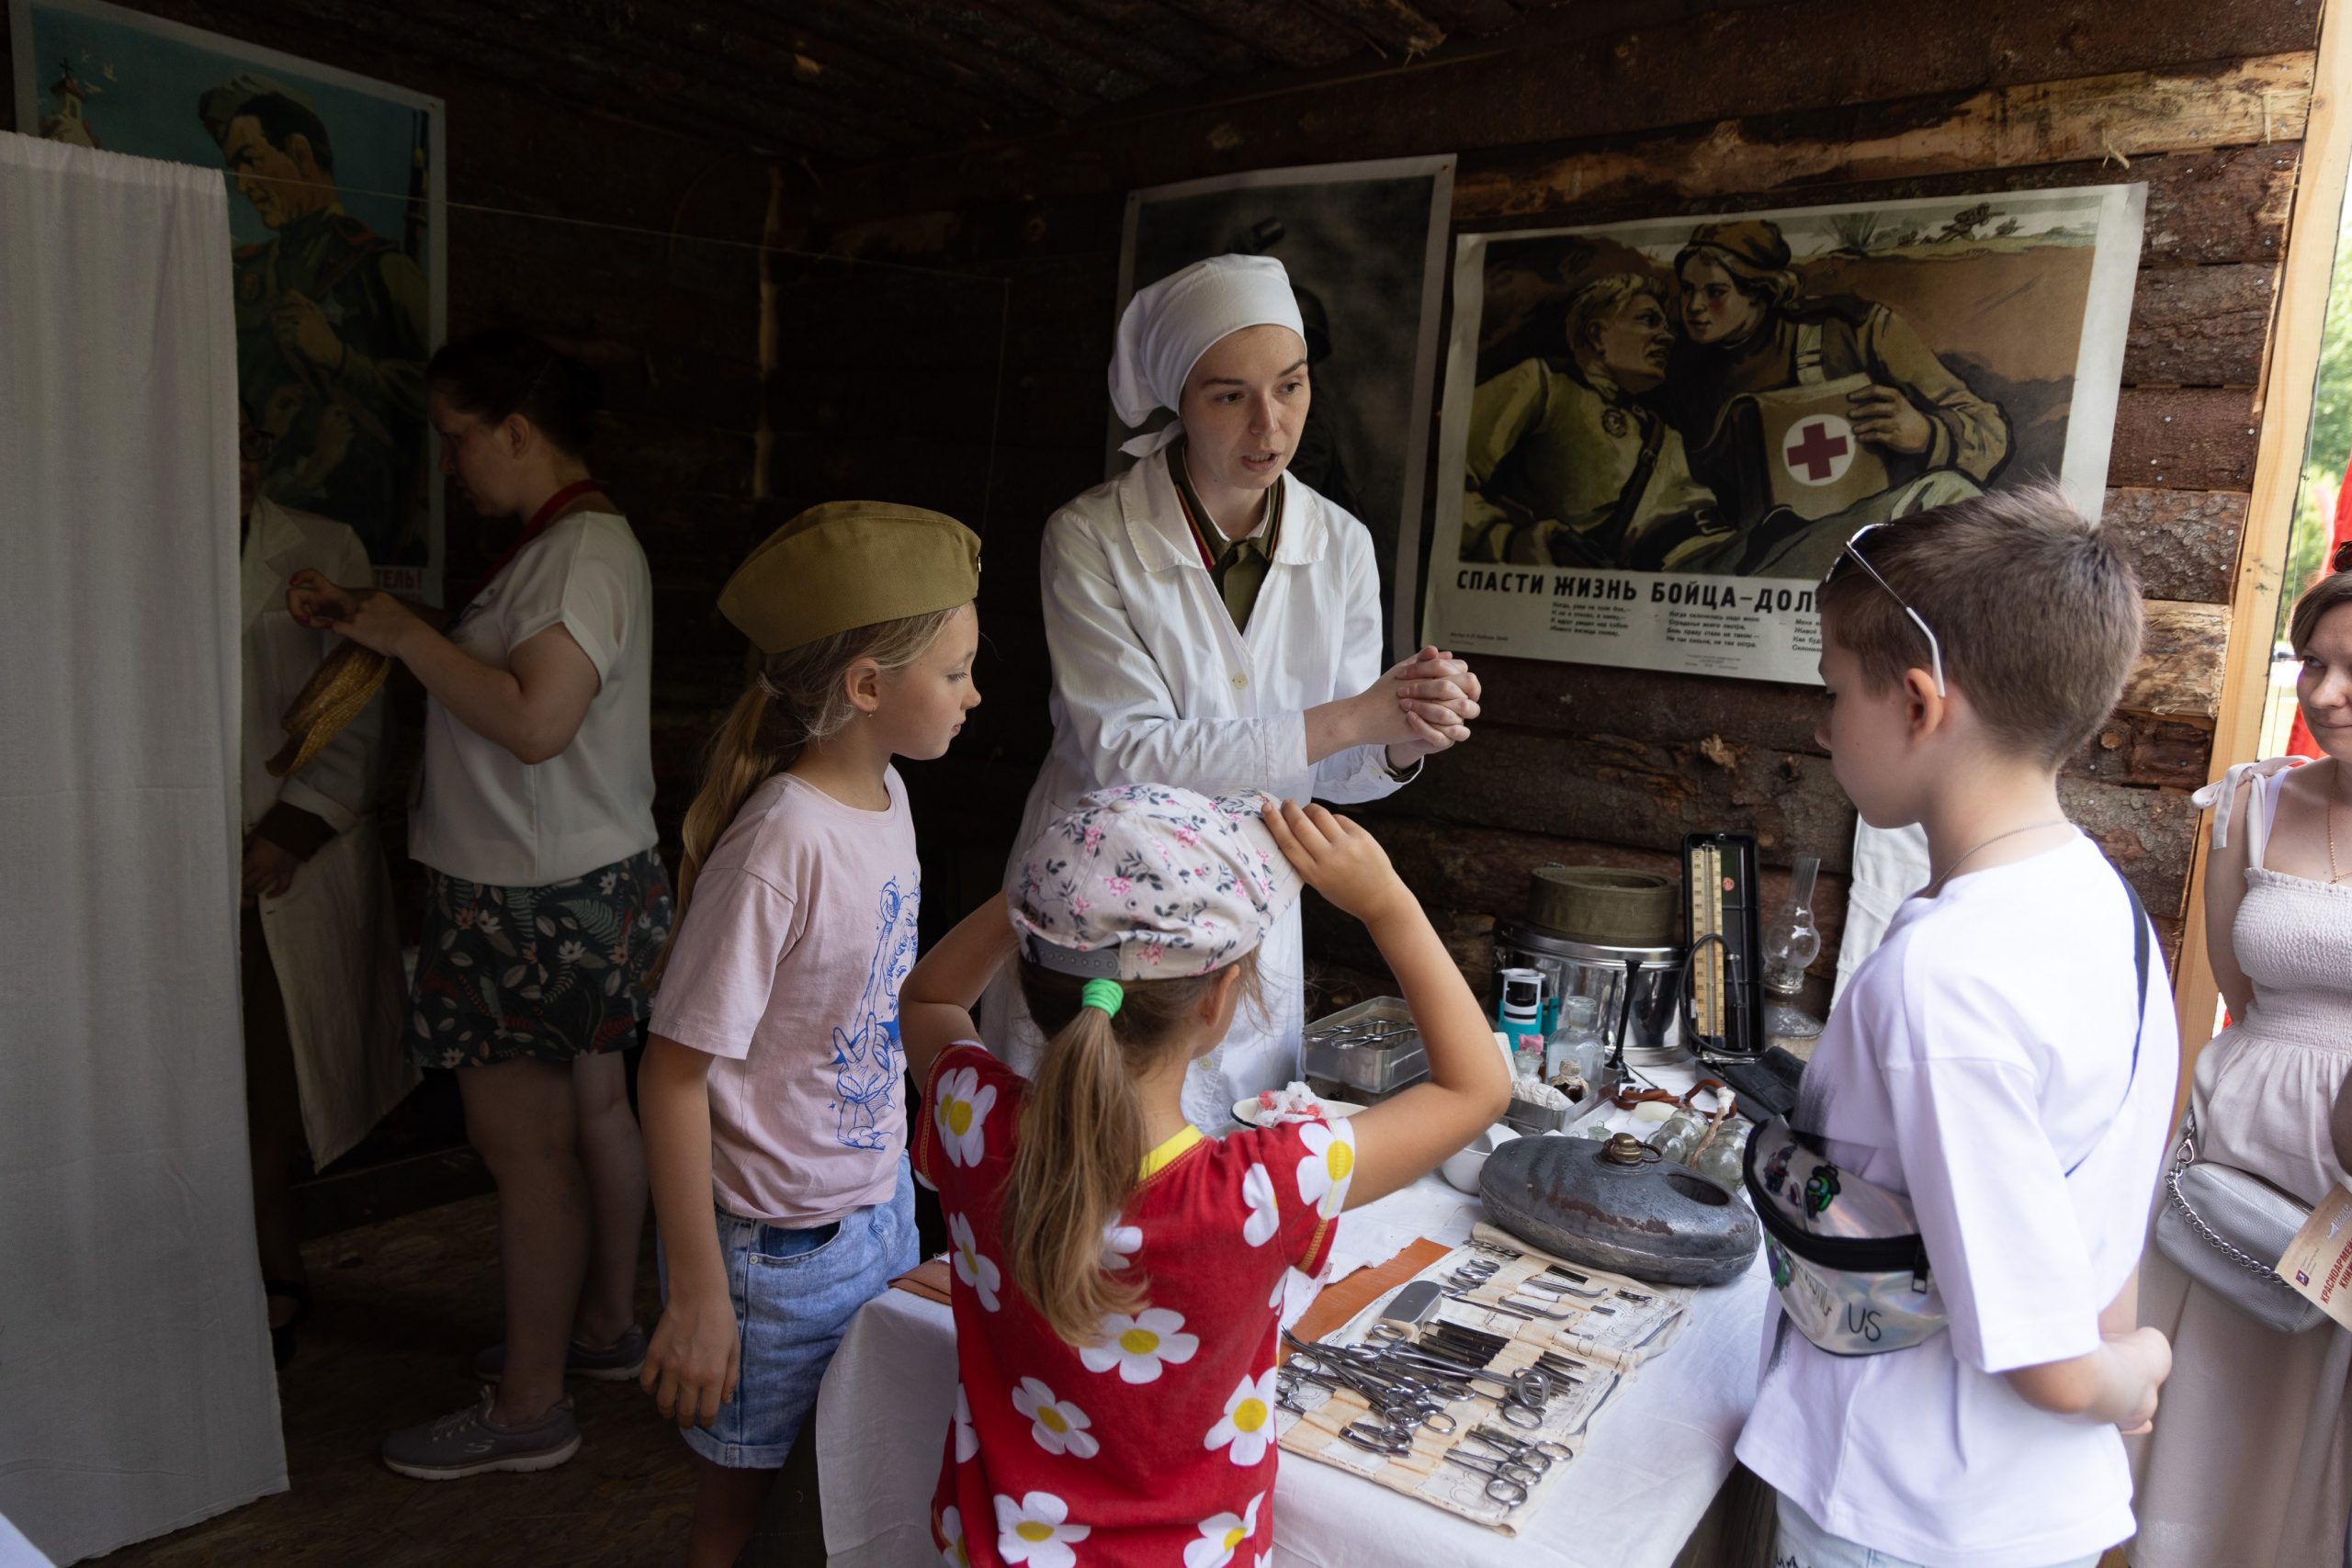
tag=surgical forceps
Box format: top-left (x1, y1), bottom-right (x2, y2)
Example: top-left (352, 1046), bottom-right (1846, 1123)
top-left (1469, 1425), bottom-right (1573, 1471)
top-left (1443, 1449), bottom-right (1536, 1506)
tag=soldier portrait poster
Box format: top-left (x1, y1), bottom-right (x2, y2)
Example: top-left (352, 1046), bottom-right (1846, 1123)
top-left (1114, 155), bottom-right (1456, 658)
top-left (13, 0), bottom-right (447, 601)
top-left (1423, 186), bottom-right (2146, 684)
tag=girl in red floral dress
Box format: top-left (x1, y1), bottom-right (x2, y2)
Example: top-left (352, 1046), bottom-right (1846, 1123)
top-left (899, 786), bottom-right (1510, 1568)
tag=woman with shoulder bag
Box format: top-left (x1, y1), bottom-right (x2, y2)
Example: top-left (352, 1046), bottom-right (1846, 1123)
top-left (2130, 568), bottom-right (2352, 1568)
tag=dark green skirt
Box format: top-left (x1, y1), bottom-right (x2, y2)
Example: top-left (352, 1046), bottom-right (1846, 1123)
top-left (408, 847), bottom-right (673, 1069)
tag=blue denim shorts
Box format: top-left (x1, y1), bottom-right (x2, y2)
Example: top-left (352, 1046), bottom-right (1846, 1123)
top-left (1773, 1494), bottom-right (2102, 1568)
top-left (660, 1159), bottom-right (918, 1469)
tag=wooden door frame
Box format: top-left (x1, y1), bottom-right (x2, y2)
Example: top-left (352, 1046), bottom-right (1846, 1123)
top-left (2170, 0), bottom-right (2352, 1102)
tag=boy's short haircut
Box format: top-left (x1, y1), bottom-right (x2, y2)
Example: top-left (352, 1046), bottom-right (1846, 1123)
top-left (2289, 569), bottom-right (2352, 655)
top-left (1817, 483), bottom-right (2144, 767)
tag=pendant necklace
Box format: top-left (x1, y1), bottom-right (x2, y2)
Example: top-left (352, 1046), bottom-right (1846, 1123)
top-left (1926, 818), bottom-right (2072, 895)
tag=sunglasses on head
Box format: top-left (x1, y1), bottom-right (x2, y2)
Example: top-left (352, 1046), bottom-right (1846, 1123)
top-left (2334, 539), bottom-right (2352, 574)
top-left (1822, 522), bottom-right (1946, 698)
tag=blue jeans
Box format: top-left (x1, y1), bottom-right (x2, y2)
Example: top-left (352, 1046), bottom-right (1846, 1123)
top-left (1774, 1495), bottom-right (2103, 1568)
top-left (660, 1159), bottom-right (918, 1469)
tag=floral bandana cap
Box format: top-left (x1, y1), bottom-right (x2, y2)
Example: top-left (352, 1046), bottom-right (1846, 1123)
top-left (1009, 785), bottom-right (1305, 980)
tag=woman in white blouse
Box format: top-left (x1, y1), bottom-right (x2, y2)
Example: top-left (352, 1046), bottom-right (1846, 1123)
top-left (985, 255), bottom-right (1481, 1126)
top-left (295, 332), bottom-right (668, 1479)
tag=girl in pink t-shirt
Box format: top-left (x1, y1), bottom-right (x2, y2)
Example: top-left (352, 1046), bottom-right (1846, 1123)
top-left (636, 502), bottom-right (981, 1568)
top-left (899, 786), bottom-right (1510, 1568)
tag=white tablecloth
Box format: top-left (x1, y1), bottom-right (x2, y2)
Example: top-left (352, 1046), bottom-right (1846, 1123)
top-left (817, 1172), bottom-right (1770, 1568)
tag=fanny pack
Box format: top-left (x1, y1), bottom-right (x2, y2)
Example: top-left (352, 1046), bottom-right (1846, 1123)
top-left (1742, 863), bottom-right (2151, 1355)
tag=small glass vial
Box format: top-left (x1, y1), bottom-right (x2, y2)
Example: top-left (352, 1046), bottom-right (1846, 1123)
top-left (1649, 1109), bottom-right (1708, 1166)
top-left (1689, 1119), bottom-right (1752, 1187)
top-left (1545, 994), bottom-right (1602, 1081)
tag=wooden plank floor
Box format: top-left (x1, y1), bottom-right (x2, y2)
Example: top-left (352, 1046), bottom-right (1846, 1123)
top-left (92, 1195), bottom-right (826, 1568)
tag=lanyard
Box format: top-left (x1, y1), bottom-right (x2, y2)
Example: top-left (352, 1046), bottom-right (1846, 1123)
top-left (453, 478), bottom-right (605, 620)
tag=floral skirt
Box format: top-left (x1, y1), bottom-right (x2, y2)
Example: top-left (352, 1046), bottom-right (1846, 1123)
top-left (408, 847), bottom-right (673, 1069)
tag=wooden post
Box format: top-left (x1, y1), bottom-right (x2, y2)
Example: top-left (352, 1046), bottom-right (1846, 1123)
top-left (2172, 0), bottom-right (2352, 1111)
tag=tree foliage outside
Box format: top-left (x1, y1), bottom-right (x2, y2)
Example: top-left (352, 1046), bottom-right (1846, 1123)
top-left (2278, 214), bottom-right (2352, 646)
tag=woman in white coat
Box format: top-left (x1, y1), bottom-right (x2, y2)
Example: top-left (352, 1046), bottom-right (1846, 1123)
top-left (237, 405), bottom-right (415, 1364)
top-left (987, 254), bottom-right (1481, 1126)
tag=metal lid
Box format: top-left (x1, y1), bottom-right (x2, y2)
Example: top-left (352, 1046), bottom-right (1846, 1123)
top-left (1495, 918), bottom-right (1681, 968)
top-left (1528, 864), bottom-right (1679, 946)
top-left (1600, 1133), bottom-right (1657, 1167)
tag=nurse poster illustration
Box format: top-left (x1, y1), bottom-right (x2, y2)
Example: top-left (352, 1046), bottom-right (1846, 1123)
top-left (13, 0), bottom-right (447, 601)
top-left (1424, 186), bottom-right (2144, 683)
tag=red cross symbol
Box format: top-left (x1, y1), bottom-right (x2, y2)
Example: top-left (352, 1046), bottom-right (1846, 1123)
top-left (1785, 420), bottom-right (1850, 481)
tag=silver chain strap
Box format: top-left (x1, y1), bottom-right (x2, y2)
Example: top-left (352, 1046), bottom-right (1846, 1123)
top-left (2165, 1166), bottom-right (2297, 1281)
top-left (2165, 1109), bottom-right (2298, 1284)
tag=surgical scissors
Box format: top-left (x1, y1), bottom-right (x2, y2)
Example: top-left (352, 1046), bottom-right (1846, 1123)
top-left (1383, 1347), bottom-right (1550, 1407)
top-left (1283, 1346), bottom-right (1460, 1434)
top-left (1470, 1425), bottom-right (1573, 1470)
top-left (1443, 1450), bottom-right (1535, 1506)
top-left (1340, 1418), bottom-right (1419, 1457)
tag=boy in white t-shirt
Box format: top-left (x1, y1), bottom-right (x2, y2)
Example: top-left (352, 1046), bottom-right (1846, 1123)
top-left (1736, 486), bottom-right (2178, 1568)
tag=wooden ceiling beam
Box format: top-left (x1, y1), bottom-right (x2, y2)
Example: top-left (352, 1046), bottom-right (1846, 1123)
top-left (542, 0), bottom-right (939, 152)
top-left (1156, 0), bottom-right (1365, 70)
top-left (1404, 0), bottom-right (1525, 36)
top-left (709, 1), bottom-right (1013, 136)
top-left (971, 0), bottom-right (1208, 90)
top-left (1047, 0), bottom-right (1266, 74)
top-left (1302, 0), bottom-right (1450, 57)
top-left (803, 0), bottom-right (1119, 117)
top-left (783, 0), bottom-right (1090, 116)
top-left (178, 0), bottom-right (888, 160)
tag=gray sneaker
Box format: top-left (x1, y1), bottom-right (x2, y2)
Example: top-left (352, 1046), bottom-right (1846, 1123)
top-left (472, 1325), bottom-right (647, 1383)
top-left (380, 1388), bottom-right (581, 1480)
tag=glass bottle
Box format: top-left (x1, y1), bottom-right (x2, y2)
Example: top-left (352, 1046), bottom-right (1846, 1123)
top-left (1761, 852), bottom-right (1826, 1048)
top-left (1690, 1118), bottom-right (1752, 1187)
top-left (1649, 1108), bottom-right (1707, 1166)
top-left (1544, 994), bottom-right (1604, 1098)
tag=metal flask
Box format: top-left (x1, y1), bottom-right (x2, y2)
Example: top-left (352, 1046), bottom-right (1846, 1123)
top-left (1479, 1133), bottom-right (1760, 1288)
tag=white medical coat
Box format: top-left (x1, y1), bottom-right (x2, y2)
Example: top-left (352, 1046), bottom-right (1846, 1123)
top-left (984, 453), bottom-right (1412, 1125)
top-left (241, 497), bottom-right (415, 1166)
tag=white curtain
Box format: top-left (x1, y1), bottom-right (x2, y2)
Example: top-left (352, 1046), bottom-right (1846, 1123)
top-left (0, 134), bottom-right (285, 1562)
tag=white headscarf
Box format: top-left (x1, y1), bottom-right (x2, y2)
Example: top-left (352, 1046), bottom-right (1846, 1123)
top-left (1109, 254), bottom-right (1306, 457)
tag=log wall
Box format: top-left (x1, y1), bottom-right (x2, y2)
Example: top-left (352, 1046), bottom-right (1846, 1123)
top-left (5, 0), bottom-right (2324, 1014)
top-left (756, 0), bottom-right (2326, 1006)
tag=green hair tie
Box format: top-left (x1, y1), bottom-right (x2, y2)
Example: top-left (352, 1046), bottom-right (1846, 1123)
top-left (1080, 978), bottom-right (1125, 1019)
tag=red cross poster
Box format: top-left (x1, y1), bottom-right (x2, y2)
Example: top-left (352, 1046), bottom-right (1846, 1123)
top-left (1422, 186), bottom-right (2144, 683)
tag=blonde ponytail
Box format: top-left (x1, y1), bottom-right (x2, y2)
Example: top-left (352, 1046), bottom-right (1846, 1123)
top-left (657, 682), bottom-right (788, 980)
top-left (1006, 952), bottom-right (1261, 1344)
top-left (1005, 1001), bottom-right (1148, 1343)
top-left (655, 603), bottom-right (965, 979)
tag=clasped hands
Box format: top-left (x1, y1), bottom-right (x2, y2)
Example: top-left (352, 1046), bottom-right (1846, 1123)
top-left (1372, 645), bottom-right (1482, 766)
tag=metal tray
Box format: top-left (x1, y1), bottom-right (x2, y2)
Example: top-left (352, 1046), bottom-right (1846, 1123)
top-left (1300, 996), bottom-right (1428, 1097)
top-left (1503, 1092), bottom-right (1577, 1135)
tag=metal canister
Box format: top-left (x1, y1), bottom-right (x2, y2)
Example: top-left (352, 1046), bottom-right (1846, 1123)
top-left (1493, 919), bottom-right (1690, 1068)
